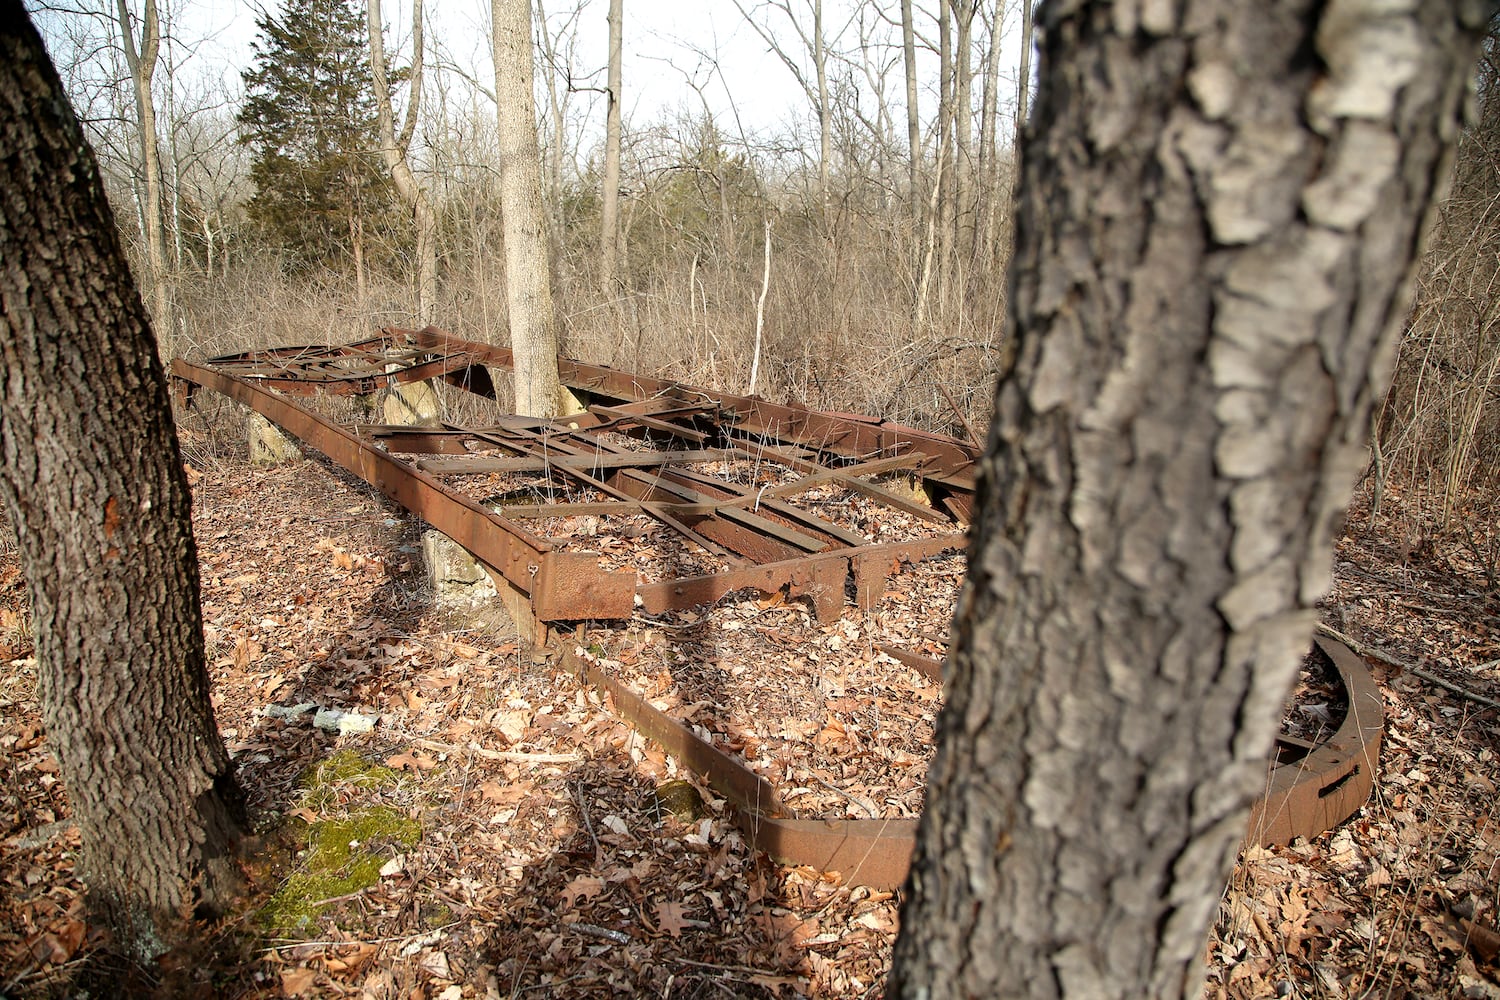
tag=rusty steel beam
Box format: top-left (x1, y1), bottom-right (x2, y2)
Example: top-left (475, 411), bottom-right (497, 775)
top-left (179, 330), bottom-right (975, 621)
top-left (1246, 635), bottom-right (1383, 846)
top-left (396, 327), bottom-right (979, 497)
top-left (568, 649), bottom-right (918, 889)
top-left (575, 634), bottom-right (1379, 888)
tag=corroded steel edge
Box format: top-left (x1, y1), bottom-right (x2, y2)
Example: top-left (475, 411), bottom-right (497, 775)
top-left (1246, 635), bottom-right (1384, 847)
top-left (585, 634), bottom-right (1380, 888)
top-left (567, 648), bottom-right (920, 890)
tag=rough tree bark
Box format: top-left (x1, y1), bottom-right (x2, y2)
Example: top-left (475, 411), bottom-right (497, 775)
top-left (491, 0), bottom-right (567, 418)
top-left (0, 8), bottom-right (245, 960)
top-left (114, 0), bottom-right (171, 336)
top-left (599, 0), bottom-right (623, 296)
top-left (887, 1), bottom-right (1486, 997)
top-left (369, 0), bottom-right (438, 324)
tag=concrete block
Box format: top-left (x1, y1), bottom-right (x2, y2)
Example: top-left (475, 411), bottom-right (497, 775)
top-left (382, 379), bottom-right (442, 427)
top-left (247, 411), bottom-right (302, 466)
top-left (421, 530), bottom-right (498, 607)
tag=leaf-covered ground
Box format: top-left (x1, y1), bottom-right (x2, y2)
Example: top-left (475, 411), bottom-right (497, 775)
top-left (1, 424), bottom-right (1498, 998)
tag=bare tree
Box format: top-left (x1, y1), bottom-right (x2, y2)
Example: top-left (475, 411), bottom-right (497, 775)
top-left (732, 0), bottom-right (833, 215)
top-left (369, 0), bottom-right (438, 323)
top-left (114, 0), bottom-right (171, 333)
top-left (887, 0), bottom-right (1486, 997)
top-left (0, 5), bottom-right (245, 959)
top-left (900, 0), bottom-right (919, 215)
top-left (491, 0), bottom-right (567, 417)
top-left (599, 0), bottom-right (623, 294)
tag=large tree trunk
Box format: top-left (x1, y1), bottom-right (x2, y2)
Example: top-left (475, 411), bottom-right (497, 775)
top-left (491, 0), bottom-right (566, 418)
top-left (599, 0), bottom-right (623, 296)
top-left (369, 0), bottom-right (438, 325)
top-left (115, 0), bottom-right (171, 337)
top-left (0, 8), bottom-right (245, 961)
top-left (888, 1), bottom-right (1484, 998)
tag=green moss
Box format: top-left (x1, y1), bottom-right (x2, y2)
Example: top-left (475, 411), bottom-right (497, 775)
top-left (259, 806), bottom-right (420, 934)
top-left (297, 749), bottom-right (398, 810)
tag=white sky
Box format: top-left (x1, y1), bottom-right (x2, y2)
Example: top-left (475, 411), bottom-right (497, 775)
top-left (32, 0), bottom-right (1025, 156)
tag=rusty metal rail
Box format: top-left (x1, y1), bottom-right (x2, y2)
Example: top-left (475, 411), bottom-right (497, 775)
top-left (570, 635), bottom-right (1382, 888)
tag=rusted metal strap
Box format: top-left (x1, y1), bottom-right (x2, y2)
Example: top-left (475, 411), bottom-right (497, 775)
top-left (1246, 635), bottom-right (1383, 846)
top-left (566, 648), bottom-right (918, 889)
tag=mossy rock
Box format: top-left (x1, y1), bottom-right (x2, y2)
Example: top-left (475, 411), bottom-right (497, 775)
top-left (653, 779), bottom-right (704, 822)
top-left (259, 806), bottom-right (420, 934)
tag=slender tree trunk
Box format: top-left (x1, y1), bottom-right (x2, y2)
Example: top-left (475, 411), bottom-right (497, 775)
top-left (533, 0), bottom-right (567, 249)
top-left (0, 8), bottom-right (245, 961)
top-left (599, 0), bottom-right (623, 295)
top-left (115, 0), bottom-right (171, 337)
top-left (901, 0), bottom-right (919, 220)
top-left (974, 0), bottom-right (1007, 273)
top-left (369, 0), bottom-right (438, 324)
top-left (951, 0), bottom-right (975, 260)
top-left (1012, 0), bottom-right (1033, 178)
top-left (887, 2), bottom-right (1485, 997)
top-left (935, 2), bottom-right (954, 319)
top-left (814, 0), bottom-right (829, 221)
top-left (491, 0), bottom-right (566, 418)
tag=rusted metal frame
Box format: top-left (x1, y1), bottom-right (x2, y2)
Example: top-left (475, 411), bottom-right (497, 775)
top-left (877, 634), bottom-right (1383, 851)
top-left (874, 644), bottom-right (943, 682)
top-left (170, 361), bottom-right (636, 622)
top-left (205, 351), bottom-right (490, 397)
top-left (483, 422), bottom-right (825, 566)
top-left (586, 403), bottom-right (712, 444)
top-left (412, 449), bottom-right (739, 476)
top-left (497, 454), bottom-right (923, 519)
top-left (567, 648), bottom-right (918, 889)
top-left (635, 534), bottom-right (964, 620)
top-left (563, 427), bottom-right (867, 554)
top-left (459, 424), bottom-right (746, 564)
top-left (399, 326), bottom-right (979, 480)
top-left (599, 434), bottom-right (872, 549)
top-left (733, 440), bottom-right (953, 525)
top-left (367, 428), bottom-right (475, 455)
top-left (610, 466), bottom-right (844, 554)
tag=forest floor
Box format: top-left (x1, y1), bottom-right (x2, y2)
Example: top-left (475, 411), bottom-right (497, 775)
top-left (1, 418), bottom-right (1499, 999)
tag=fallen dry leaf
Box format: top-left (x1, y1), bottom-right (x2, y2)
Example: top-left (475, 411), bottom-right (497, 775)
top-left (479, 778), bottom-right (532, 805)
top-left (562, 875), bottom-right (605, 908)
top-left (386, 750), bottom-right (438, 772)
top-left (655, 900), bottom-right (692, 938)
top-left (280, 966), bottom-right (317, 996)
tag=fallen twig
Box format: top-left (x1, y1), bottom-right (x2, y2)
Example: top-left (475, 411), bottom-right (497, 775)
top-left (1316, 623), bottom-right (1500, 711)
top-left (409, 736), bottom-right (581, 764)
top-left (567, 922), bottom-right (631, 945)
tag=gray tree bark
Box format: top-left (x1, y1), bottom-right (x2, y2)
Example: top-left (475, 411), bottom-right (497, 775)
top-left (0, 7), bottom-right (245, 961)
top-left (491, 0), bottom-right (567, 418)
top-left (369, 0), bottom-right (438, 325)
top-left (888, 1), bottom-right (1486, 997)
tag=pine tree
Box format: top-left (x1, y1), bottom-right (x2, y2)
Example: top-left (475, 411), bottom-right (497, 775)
top-left (238, 0), bottom-right (394, 272)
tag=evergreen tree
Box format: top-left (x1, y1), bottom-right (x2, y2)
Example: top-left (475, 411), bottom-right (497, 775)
top-left (238, 0), bottom-right (393, 271)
